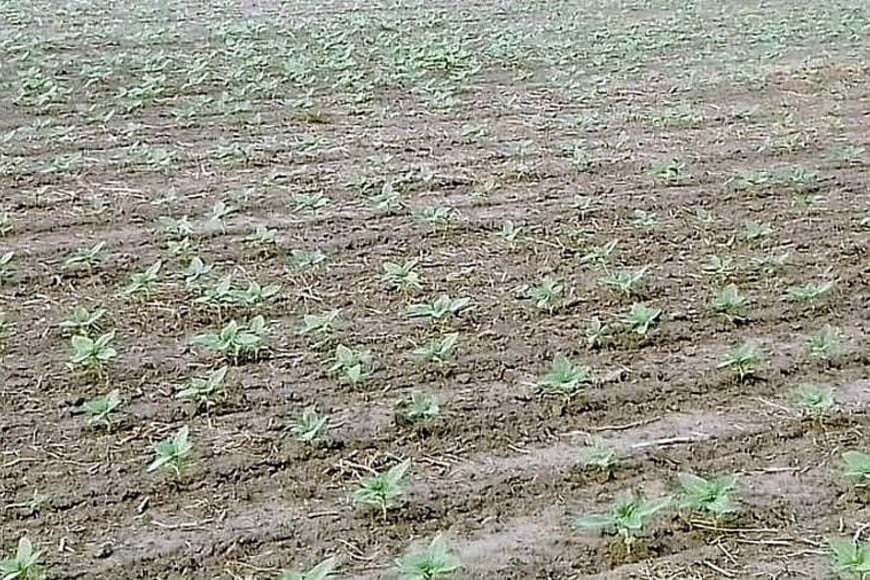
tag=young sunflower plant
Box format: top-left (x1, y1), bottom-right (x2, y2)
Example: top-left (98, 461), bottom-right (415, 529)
top-left (395, 534), bottom-right (463, 580)
top-left (279, 556), bottom-right (338, 580)
top-left (538, 355), bottom-right (592, 398)
top-left (81, 389), bottom-right (123, 429)
top-left (829, 536), bottom-right (870, 579)
top-left (289, 406), bottom-right (329, 444)
top-left (0, 537), bottom-right (43, 580)
top-left (328, 344), bottom-right (373, 385)
top-left (676, 473), bottom-right (739, 522)
top-left (69, 331), bottom-right (118, 374)
top-left (575, 493), bottom-right (670, 553)
top-left (352, 459), bottom-right (411, 518)
top-left (147, 426), bottom-right (192, 477)
top-left (191, 316), bottom-right (267, 361)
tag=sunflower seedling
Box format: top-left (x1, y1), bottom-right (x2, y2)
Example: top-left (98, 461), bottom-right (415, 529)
top-left (0, 537), bottom-right (42, 580)
top-left (60, 306), bottom-right (105, 335)
top-left (0, 251), bottom-right (13, 280)
top-left (294, 192), bottom-right (330, 213)
top-left (793, 383), bottom-right (836, 416)
top-left (575, 493), bottom-right (670, 553)
top-left (677, 473), bottom-right (739, 522)
top-left (64, 241), bottom-right (106, 269)
top-left (124, 260), bottom-right (162, 296)
top-left (806, 326), bottom-right (842, 361)
top-left (413, 331), bottom-right (458, 366)
top-left (631, 209), bottom-right (660, 230)
top-left (352, 459), bottom-right (411, 518)
top-left (582, 444), bottom-right (620, 477)
top-left (741, 220), bottom-right (773, 245)
top-left (69, 332), bottom-right (117, 373)
top-left (289, 249), bottom-right (327, 271)
top-left (395, 534), bottom-right (462, 580)
top-left (581, 239), bottom-right (619, 265)
top-left (290, 406), bottom-right (329, 444)
top-left (499, 220), bottom-right (522, 243)
top-left (192, 316), bottom-right (267, 361)
top-left (584, 318), bottom-right (610, 349)
top-left (231, 281), bottom-right (281, 305)
top-left (829, 536), bottom-right (870, 579)
top-left (407, 295), bottom-right (471, 321)
top-left (329, 344), bottom-right (373, 385)
top-left (279, 556), bottom-right (338, 580)
top-left (529, 277), bottom-right (564, 311)
top-left (82, 389), bottom-right (122, 428)
top-left (717, 341), bottom-right (762, 381)
top-left (538, 355), bottom-right (592, 397)
top-left (176, 366), bottom-right (228, 409)
top-left (413, 206), bottom-right (453, 228)
top-left (701, 255), bottom-right (737, 281)
top-left (711, 285), bottom-right (748, 323)
top-left (147, 426), bottom-right (192, 476)
top-left (787, 280), bottom-right (834, 303)
top-left (842, 451), bottom-right (870, 489)
top-left (399, 392), bottom-right (440, 425)
top-left (245, 225), bottom-right (280, 247)
top-left (183, 256), bottom-right (212, 288)
top-left (298, 311), bottom-right (340, 345)
top-left (602, 267), bottom-right (647, 297)
top-left (621, 303), bottom-right (662, 337)
top-left (382, 260), bottom-right (422, 291)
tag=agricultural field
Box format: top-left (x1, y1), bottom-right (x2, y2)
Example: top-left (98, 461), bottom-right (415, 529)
top-left (1, 0), bottom-right (869, 577)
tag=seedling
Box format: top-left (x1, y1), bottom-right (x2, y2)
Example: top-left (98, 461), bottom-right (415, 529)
top-left (395, 534), bottom-right (462, 580)
top-left (842, 451), bottom-right (870, 489)
top-left (289, 249), bottom-right (327, 271)
top-left (245, 225), bottom-right (280, 246)
top-left (710, 285), bottom-right (748, 323)
top-left (352, 459), bottom-right (411, 518)
top-left (294, 192), bottom-right (330, 213)
top-left (787, 280), bottom-right (834, 303)
top-left (176, 366), bottom-right (228, 408)
top-left (571, 195), bottom-right (599, 219)
top-left (584, 318), bottom-right (610, 349)
top-left (0, 213), bottom-right (11, 236)
top-left (289, 406), bottom-right (329, 443)
top-left (82, 389), bottom-right (122, 428)
top-left (124, 260), bottom-right (162, 296)
top-left (0, 251), bottom-right (13, 279)
top-left (414, 333), bottom-right (459, 365)
top-left (166, 237), bottom-right (193, 258)
top-left (829, 537), bottom-right (870, 579)
top-left (702, 255), bottom-right (737, 281)
top-left (367, 183), bottom-right (405, 214)
top-left (208, 201), bottom-right (234, 222)
top-left (407, 296), bottom-right (471, 320)
top-left (538, 355), bottom-right (592, 396)
top-left (195, 275), bottom-right (235, 305)
top-left (0, 537), bottom-right (42, 580)
top-left (69, 331), bottom-right (117, 373)
top-left (59, 306), bottom-right (106, 335)
top-left (601, 267), bottom-right (647, 297)
top-left (279, 556), bottom-right (338, 580)
top-left (147, 426), bottom-right (192, 476)
top-left (231, 281), bottom-right (281, 305)
top-left (328, 344), bottom-right (373, 385)
top-left (581, 239), bottom-right (619, 265)
top-left (382, 260), bottom-right (422, 291)
top-left (64, 240), bottom-right (105, 269)
top-left (412, 206), bottom-right (453, 228)
top-left (400, 392), bottom-right (440, 424)
top-left (805, 326), bottom-right (842, 361)
top-left (649, 158), bottom-right (690, 184)
top-left (575, 493), bottom-right (670, 553)
top-left (298, 310), bottom-right (340, 344)
top-left (631, 209), bottom-right (660, 230)
top-left (741, 220), bottom-right (773, 245)
top-left (529, 277), bottom-right (564, 311)
top-left (793, 383), bottom-right (836, 416)
top-left (158, 215), bottom-right (194, 239)
top-left (499, 220), bottom-right (522, 243)
top-left (182, 256), bottom-right (212, 288)
top-left (191, 316), bottom-right (267, 361)
top-left (621, 303), bottom-right (662, 337)
top-left (583, 444), bottom-right (620, 474)
top-left (717, 341), bottom-right (762, 381)
top-left (677, 473), bottom-right (739, 521)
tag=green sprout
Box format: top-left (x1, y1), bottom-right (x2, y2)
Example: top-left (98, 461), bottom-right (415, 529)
top-left (382, 260), bottom-right (422, 291)
top-left (601, 267), bottom-right (647, 297)
top-left (806, 326), bottom-right (842, 361)
top-left (191, 316), bottom-right (267, 361)
top-left (289, 249), bottom-right (327, 271)
top-left (575, 493), bottom-right (670, 553)
top-left (582, 444), bottom-right (620, 475)
top-left (741, 220), bottom-right (774, 245)
top-left (328, 344), bottom-right (373, 385)
top-left (124, 260), bottom-right (162, 296)
top-left (414, 333), bottom-right (459, 365)
top-left (231, 281), bottom-right (281, 306)
top-left (793, 383), bottom-right (836, 416)
top-left (194, 275), bottom-right (235, 305)
top-left (147, 426), bottom-right (192, 476)
top-left (290, 407), bottom-right (329, 444)
top-left (407, 296), bottom-right (471, 320)
top-left (584, 318), bottom-right (610, 349)
top-left (294, 192), bottom-right (330, 213)
top-left (279, 556), bottom-right (338, 580)
top-left (829, 537), bottom-right (870, 579)
top-left (176, 366), bottom-right (228, 409)
top-left (400, 392), bottom-right (440, 424)
top-left (0, 537), bottom-right (43, 580)
top-left (842, 451), bottom-right (870, 489)
top-left (499, 220), bottom-right (523, 243)
top-left (529, 277), bottom-right (564, 311)
top-left (621, 303), bottom-right (662, 336)
top-left (368, 183), bottom-right (405, 213)
top-left (395, 534), bottom-right (462, 580)
top-left (711, 285), bottom-right (748, 323)
top-left (717, 341), bottom-right (763, 381)
top-left (182, 257), bottom-right (213, 288)
top-left (701, 255), bottom-right (737, 281)
top-left (412, 206), bottom-right (453, 228)
top-left (352, 459), bottom-right (411, 518)
top-left (69, 331), bottom-right (118, 373)
top-left (158, 215), bottom-right (194, 239)
top-left (677, 473), bottom-right (739, 521)
top-left (245, 225), bottom-right (280, 247)
top-left (0, 251), bottom-right (13, 280)
top-left (64, 241), bottom-right (106, 269)
top-left (82, 389), bottom-right (122, 428)
top-left (787, 280), bottom-right (834, 303)
top-left (298, 310), bottom-right (340, 343)
top-left (581, 239), bottom-right (619, 265)
top-left (631, 209), bottom-right (660, 230)
top-left (59, 306), bottom-right (106, 335)
top-left (649, 158), bottom-right (690, 184)
top-left (208, 201), bottom-right (234, 223)
top-left (538, 355), bottom-right (592, 396)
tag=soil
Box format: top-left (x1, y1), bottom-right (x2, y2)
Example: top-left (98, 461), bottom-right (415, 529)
top-left (0, 0), bottom-right (868, 578)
